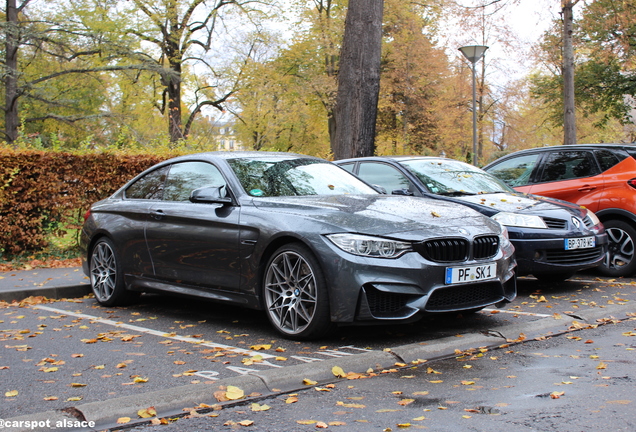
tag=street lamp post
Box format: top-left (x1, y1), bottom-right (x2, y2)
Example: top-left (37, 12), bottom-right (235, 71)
top-left (459, 45), bottom-right (488, 166)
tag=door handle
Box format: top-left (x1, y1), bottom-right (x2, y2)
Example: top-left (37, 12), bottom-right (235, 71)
top-left (577, 185), bottom-right (596, 192)
top-left (150, 209), bottom-right (165, 220)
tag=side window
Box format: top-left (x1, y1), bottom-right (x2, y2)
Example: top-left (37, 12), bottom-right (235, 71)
top-left (163, 161), bottom-right (227, 202)
top-left (357, 162), bottom-right (414, 194)
top-left (594, 149), bottom-right (627, 172)
top-left (125, 166), bottom-right (169, 200)
top-left (338, 163), bottom-right (355, 173)
top-left (486, 154), bottom-right (540, 187)
top-left (539, 151), bottom-right (599, 183)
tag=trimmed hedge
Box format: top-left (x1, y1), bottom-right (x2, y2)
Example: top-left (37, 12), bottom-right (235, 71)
top-left (0, 149), bottom-right (168, 257)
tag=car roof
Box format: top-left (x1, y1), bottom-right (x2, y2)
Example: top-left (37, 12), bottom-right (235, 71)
top-left (336, 156), bottom-right (453, 164)
top-left (167, 151), bottom-right (325, 163)
top-left (491, 143), bottom-right (636, 156)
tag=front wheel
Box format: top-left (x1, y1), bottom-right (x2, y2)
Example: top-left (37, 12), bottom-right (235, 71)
top-left (89, 238), bottom-right (139, 306)
top-left (599, 220), bottom-right (636, 277)
top-left (263, 243), bottom-right (334, 340)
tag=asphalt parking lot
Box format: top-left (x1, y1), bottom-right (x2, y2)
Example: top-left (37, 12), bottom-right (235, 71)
top-left (1, 270), bottom-right (635, 431)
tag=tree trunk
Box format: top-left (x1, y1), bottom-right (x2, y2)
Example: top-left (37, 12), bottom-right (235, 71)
top-left (166, 68), bottom-right (184, 143)
top-left (331, 0), bottom-right (384, 160)
top-left (165, 29), bottom-right (184, 144)
top-left (5, 0), bottom-right (20, 144)
top-left (562, 0), bottom-right (577, 145)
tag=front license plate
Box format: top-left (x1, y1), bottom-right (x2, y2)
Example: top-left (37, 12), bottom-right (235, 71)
top-left (565, 236), bottom-right (595, 250)
top-left (445, 263), bottom-right (496, 284)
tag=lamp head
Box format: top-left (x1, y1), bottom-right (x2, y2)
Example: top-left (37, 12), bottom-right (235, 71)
top-left (459, 45), bottom-right (489, 64)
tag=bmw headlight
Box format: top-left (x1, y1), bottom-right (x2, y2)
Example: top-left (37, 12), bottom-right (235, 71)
top-left (326, 234), bottom-right (412, 258)
top-left (492, 212), bottom-right (547, 228)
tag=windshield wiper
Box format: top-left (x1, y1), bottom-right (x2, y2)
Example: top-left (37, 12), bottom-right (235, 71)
top-left (437, 191), bottom-right (477, 196)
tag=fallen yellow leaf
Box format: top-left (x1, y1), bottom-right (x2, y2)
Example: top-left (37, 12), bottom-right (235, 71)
top-left (116, 417), bottom-right (131, 424)
top-left (251, 403), bottom-right (270, 411)
top-left (250, 344), bottom-right (271, 350)
top-left (550, 391), bottom-right (565, 399)
top-left (336, 401), bottom-right (365, 408)
top-left (138, 407), bottom-right (157, 418)
top-left (226, 385), bottom-right (244, 400)
top-left (332, 366), bottom-right (346, 378)
top-left (303, 378), bottom-right (318, 385)
top-left (5, 390), bottom-right (18, 397)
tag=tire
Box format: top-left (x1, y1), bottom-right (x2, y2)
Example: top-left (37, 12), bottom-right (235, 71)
top-left (263, 243), bottom-right (334, 340)
top-left (533, 272), bottom-right (575, 283)
top-left (598, 220), bottom-right (636, 277)
top-left (89, 237), bottom-right (139, 306)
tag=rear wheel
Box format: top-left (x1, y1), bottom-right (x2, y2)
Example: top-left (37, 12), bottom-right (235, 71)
top-left (599, 220), bottom-right (636, 277)
top-left (90, 238), bottom-right (139, 306)
top-left (263, 243), bottom-right (333, 340)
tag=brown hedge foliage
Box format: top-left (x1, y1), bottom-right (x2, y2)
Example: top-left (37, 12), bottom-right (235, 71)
top-left (0, 149), bottom-right (167, 257)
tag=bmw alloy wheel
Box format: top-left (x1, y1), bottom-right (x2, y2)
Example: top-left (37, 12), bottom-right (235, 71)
top-left (263, 244), bottom-right (331, 339)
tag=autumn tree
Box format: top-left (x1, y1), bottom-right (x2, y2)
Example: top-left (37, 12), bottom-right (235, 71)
top-left (530, 0), bottom-right (636, 144)
top-left (116, 0), bottom-right (274, 144)
top-left (1, 0), bottom-right (128, 145)
top-left (575, 0), bottom-right (636, 135)
top-left (375, 0), bottom-right (448, 156)
top-left (230, 0), bottom-right (344, 155)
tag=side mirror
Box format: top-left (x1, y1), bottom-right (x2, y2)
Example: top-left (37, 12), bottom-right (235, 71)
top-left (372, 184), bottom-right (387, 194)
top-left (190, 185), bottom-right (232, 204)
top-left (391, 188), bottom-right (414, 196)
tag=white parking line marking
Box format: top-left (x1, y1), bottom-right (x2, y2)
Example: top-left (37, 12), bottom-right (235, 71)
top-left (482, 308), bottom-right (553, 318)
top-left (34, 305), bottom-right (274, 359)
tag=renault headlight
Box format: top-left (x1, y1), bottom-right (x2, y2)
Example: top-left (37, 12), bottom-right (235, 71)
top-left (326, 234), bottom-right (412, 258)
top-left (585, 209), bottom-right (601, 227)
top-left (492, 212), bottom-right (547, 228)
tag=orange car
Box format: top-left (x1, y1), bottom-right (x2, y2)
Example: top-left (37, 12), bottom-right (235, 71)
top-left (484, 144), bottom-right (636, 277)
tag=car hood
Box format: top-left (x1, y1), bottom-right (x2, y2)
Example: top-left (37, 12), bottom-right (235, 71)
top-left (251, 195), bottom-right (502, 240)
top-left (450, 192), bottom-right (586, 218)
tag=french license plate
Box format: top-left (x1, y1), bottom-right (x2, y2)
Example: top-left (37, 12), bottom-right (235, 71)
top-left (565, 236), bottom-right (595, 250)
top-left (445, 263), bottom-right (496, 284)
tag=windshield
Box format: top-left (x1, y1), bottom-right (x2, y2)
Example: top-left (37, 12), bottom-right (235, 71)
top-left (400, 159), bottom-right (514, 195)
top-left (228, 157), bottom-right (378, 197)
